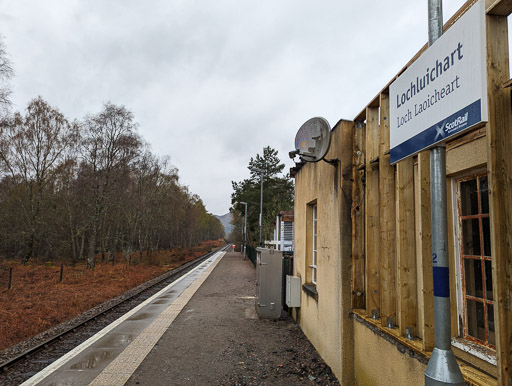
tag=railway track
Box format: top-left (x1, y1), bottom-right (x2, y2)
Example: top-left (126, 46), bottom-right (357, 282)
top-left (0, 245), bottom-right (229, 385)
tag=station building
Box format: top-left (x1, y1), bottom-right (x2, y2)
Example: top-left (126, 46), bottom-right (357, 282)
top-left (267, 211), bottom-right (294, 252)
top-left (289, 0), bottom-right (512, 384)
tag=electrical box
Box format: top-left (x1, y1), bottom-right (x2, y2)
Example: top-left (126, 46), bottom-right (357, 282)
top-left (286, 275), bottom-right (301, 308)
top-left (255, 248), bottom-right (282, 318)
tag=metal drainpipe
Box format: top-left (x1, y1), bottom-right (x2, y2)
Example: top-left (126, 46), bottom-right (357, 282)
top-left (425, 1), bottom-right (464, 384)
top-left (241, 202), bottom-right (247, 259)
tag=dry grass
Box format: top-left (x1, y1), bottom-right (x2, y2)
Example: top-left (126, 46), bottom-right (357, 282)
top-left (0, 240), bottom-right (224, 352)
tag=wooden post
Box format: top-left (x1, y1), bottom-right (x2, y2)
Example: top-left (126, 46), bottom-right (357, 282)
top-left (486, 12), bottom-right (512, 385)
top-left (396, 158), bottom-right (417, 336)
top-left (352, 121), bottom-right (366, 310)
top-left (417, 151), bottom-right (434, 350)
top-left (378, 93), bottom-right (397, 327)
top-left (8, 267), bottom-right (13, 290)
top-left (365, 106), bottom-right (380, 317)
top-left (59, 263), bottom-right (64, 283)
top-left (339, 120), bottom-right (355, 384)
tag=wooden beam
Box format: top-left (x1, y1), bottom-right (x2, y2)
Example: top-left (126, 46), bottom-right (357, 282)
top-left (339, 120), bottom-right (355, 384)
top-left (365, 107), bottom-right (380, 317)
top-left (446, 176), bottom-right (460, 344)
top-left (417, 152), bottom-right (434, 350)
top-left (502, 78), bottom-right (512, 88)
top-left (396, 157), bottom-right (417, 336)
top-left (351, 122), bottom-right (366, 310)
top-left (486, 13), bottom-right (512, 385)
top-left (378, 94), bottom-right (396, 328)
top-left (486, 0), bottom-right (512, 15)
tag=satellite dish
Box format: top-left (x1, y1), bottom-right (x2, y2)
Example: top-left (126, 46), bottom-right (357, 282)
top-left (294, 117), bottom-right (332, 162)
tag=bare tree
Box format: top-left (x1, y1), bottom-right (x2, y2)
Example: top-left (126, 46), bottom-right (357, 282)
top-left (0, 96), bottom-right (224, 264)
top-left (0, 36), bottom-right (13, 118)
top-left (80, 103), bottom-right (141, 268)
top-left (0, 97), bottom-right (78, 261)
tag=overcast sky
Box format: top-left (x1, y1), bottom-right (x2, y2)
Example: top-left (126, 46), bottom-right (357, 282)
top-left (0, 1), bottom-right (483, 215)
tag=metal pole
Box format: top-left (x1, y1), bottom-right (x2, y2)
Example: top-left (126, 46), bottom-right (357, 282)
top-left (241, 202), bottom-right (247, 259)
top-left (425, 1), bottom-right (464, 384)
top-left (259, 171), bottom-right (263, 247)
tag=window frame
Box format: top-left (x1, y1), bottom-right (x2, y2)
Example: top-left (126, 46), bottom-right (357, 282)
top-left (310, 204), bottom-right (318, 284)
top-left (453, 172), bottom-right (495, 351)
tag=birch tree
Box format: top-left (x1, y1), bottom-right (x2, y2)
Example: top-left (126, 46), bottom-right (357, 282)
top-left (0, 36), bottom-right (13, 118)
top-left (80, 103), bottom-right (141, 268)
top-left (0, 97), bottom-right (78, 261)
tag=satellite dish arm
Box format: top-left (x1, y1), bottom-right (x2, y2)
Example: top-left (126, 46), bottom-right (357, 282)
top-left (322, 158), bottom-right (338, 166)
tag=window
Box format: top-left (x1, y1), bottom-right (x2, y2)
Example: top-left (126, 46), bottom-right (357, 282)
top-left (457, 174), bottom-right (494, 347)
top-left (282, 221), bottom-right (293, 241)
top-left (281, 221), bottom-right (294, 252)
top-left (304, 201), bottom-right (318, 298)
top-left (310, 205), bottom-right (318, 284)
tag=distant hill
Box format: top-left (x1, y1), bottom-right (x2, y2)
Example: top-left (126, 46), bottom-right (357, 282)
top-left (215, 212), bottom-right (233, 237)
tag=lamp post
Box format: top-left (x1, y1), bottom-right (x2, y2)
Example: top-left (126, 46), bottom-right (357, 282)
top-left (249, 167), bottom-right (265, 247)
top-left (240, 201), bottom-right (247, 259)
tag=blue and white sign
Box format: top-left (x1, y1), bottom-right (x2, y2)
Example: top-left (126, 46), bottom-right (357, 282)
top-left (389, 0), bottom-right (487, 164)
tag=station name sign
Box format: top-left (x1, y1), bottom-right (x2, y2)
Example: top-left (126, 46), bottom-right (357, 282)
top-left (389, 0), bottom-right (487, 164)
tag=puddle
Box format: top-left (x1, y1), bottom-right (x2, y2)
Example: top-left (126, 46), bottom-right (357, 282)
top-left (69, 350), bottom-right (113, 369)
top-left (152, 299), bottom-right (169, 304)
top-left (98, 333), bottom-right (134, 348)
top-left (127, 312), bottom-right (154, 321)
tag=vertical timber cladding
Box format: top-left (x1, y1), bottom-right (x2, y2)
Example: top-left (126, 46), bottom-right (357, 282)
top-left (389, 0), bottom-right (488, 164)
top-left (485, 8), bottom-right (512, 386)
top-left (351, 121), bottom-right (366, 310)
top-left (417, 151), bottom-right (434, 351)
top-left (378, 93), bottom-right (397, 328)
top-left (364, 107), bottom-right (380, 317)
top-left (396, 157), bottom-right (417, 337)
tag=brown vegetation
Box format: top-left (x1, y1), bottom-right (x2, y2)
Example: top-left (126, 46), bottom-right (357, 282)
top-left (0, 240), bottom-right (223, 352)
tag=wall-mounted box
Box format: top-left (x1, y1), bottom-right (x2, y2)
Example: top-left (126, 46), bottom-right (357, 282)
top-left (286, 275), bottom-right (301, 308)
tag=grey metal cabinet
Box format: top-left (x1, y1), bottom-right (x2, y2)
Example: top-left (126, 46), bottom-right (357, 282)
top-left (255, 248), bottom-right (282, 318)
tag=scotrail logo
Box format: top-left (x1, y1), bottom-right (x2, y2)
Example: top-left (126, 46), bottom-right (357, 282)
top-left (434, 112), bottom-right (469, 142)
top-left (444, 112), bottom-right (469, 134)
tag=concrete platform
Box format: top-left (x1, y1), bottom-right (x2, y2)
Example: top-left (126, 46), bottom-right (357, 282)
top-left (22, 250), bottom-right (225, 386)
top-left (126, 251), bottom-right (259, 385)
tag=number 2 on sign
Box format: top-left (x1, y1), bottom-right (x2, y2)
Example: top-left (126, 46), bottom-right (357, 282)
top-left (432, 253), bottom-right (438, 264)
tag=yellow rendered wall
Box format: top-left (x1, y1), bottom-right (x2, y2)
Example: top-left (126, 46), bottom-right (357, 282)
top-left (293, 123), bottom-right (346, 379)
top-left (353, 321), bottom-right (426, 386)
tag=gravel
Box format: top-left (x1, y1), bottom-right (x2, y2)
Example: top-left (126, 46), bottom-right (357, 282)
top-left (219, 313), bottom-right (340, 385)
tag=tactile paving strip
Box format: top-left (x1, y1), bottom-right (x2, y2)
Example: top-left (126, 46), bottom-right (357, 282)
top-left (89, 252), bottom-right (224, 386)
